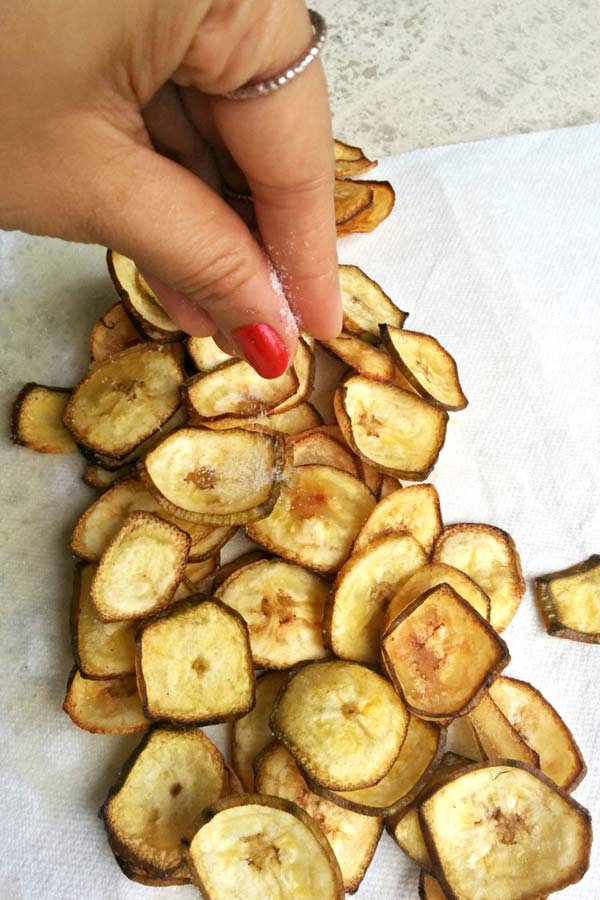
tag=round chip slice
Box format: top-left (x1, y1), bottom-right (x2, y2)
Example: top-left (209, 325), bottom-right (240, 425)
top-left (231, 670), bottom-right (289, 792)
top-left (353, 484), bottom-right (443, 557)
top-left (89, 302), bottom-right (142, 362)
top-left (108, 250), bottom-right (183, 341)
top-left (63, 669), bottom-right (148, 734)
top-left (185, 359), bottom-right (299, 422)
top-left (383, 562), bottom-right (491, 631)
top-left (11, 383), bottom-right (77, 453)
top-left (271, 660), bottom-right (409, 791)
top-left (338, 264), bottom-right (406, 337)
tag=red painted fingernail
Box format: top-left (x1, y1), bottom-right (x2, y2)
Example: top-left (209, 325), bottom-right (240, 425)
top-left (232, 324), bottom-right (289, 378)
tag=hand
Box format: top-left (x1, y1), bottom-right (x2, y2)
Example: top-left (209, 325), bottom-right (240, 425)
top-left (0, 0), bottom-right (342, 376)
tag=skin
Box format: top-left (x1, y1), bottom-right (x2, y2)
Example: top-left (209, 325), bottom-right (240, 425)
top-left (0, 0), bottom-right (342, 362)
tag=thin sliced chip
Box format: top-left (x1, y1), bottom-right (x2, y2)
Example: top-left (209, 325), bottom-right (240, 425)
top-left (467, 693), bottom-right (539, 768)
top-left (360, 460), bottom-right (384, 496)
top-left (222, 764), bottom-right (244, 797)
top-left (63, 669), bottom-right (148, 734)
top-left (215, 558), bottom-right (329, 668)
top-left (143, 427), bottom-right (284, 525)
top-left (334, 138), bottom-right (377, 178)
top-left (231, 670), bottom-right (288, 791)
top-left (433, 523), bottom-right (525, 632)
top-left (271, 660), bottom-right (409, 791)
top-left (383, 562), bottom-right (491, 631)
top-left (212, 549), bottom-right (270, 592)
top-left (82, 462), bottom-right (133, 490)
top-left (334, 179), bottom-right (373, 225)
top-left (255, 742), bottom-right (382, 893)
top-left (325, 533), bottom-right (427, 664)
top-left (103, 726), bottom-right (226, 878)
top-left (63, 344), bottom-right (184, 459)
top-left (108, 250), bottom-right (183, 341)
top-left (12, 383), bottom-right (77, 453)
top-left (321, 333), bottom-right (401, 384)
top-left (91, 512), bottom-right (190, 621)
top-left (71, 563), bottom-right (136, 679)
top-left (186, 359), bottom-right (299, 422)
top-left (336, 181), bottom-right (395, 235)
top-left (187, 335), bottom-right (232, 371)
top-left (245, 401), bottom-right (324, 435)
top-left (266, 337), bottom-right (315, 414)
top-left (535, 554), bottom-right (600, 642)
top-left (316, 716), bottom-right (444, 818)
top-left (353, 484), bottom-right (443, 557)
top-left (185, 794), bottom-right (345, 900)
top-left (420, 761), bottom-right (592, 900)
top-left (419, 872), bottom-right (449, 900)
top-left (445, 715), bottom-right (483, 762)
top-left (336, 376), bottom-right (448, 480)
top-left (136, 599), bottom-right (254, 725)
top-left (379, 474), bottom-right (401, 498)
top-left (172, 555), bottom-right (220, 602)
top-left (84, 403), bottom-right (187, 470)
top-left (246, 464), bottom-right (376, 576)
top-left (114, 853), bottom-right (191, 887)
top-left (489, 676), bottom-right (586, 791)
top-left (381, 325), bottom-right (468, 411)
top-left (338, 265), bottom-right (407, 337)
top-left (89, 302), bottom-right (142, 361)
top-left (382, 584), bottom-right (509, 719)
top-left (288, 429), bottom-right (360, 477)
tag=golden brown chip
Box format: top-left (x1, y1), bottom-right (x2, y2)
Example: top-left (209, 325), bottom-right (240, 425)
top-left (288, 429), bottom-right (361, 477)
top-left (321, 333), bottom-right (402, 384)
top-left (107, 250), bottom-right (183, 341)
top-left (353, 484), bottom-right (443, 557)
top-left (334, 179), bottom-right (373, 225)
top-left (231, 670), bottom-right (288, 792)
top-left (467, 692), bottom-right (539, 768)
top-left (113, 853), bottom-right (191, 887)
top-left (336, 181), bottom-right (395, 235)
top-left (12, 383), bottom-right (77, 453)
top-left (186, 335), bottom-right (232, 372)
top-left (186, 359), bottom-right (299, 422)
top-left (238, 401), bottom-right (324, 436)
top-left (359, 460), bottom-right (384, 496)
top-left (334, 138), bottom-right (377, 178)
top-left (63, 669), bottom-right (148, 734)
top-left (212, 549), bottom-right (270, 593)
top-left (379, 474), bottom-right (401, 498)
top-left (535, 554), bottom-right (600, 642)
top-left (171, 555), bottom-right (220, 602)
top-left (419, 872), bottom-right (449, 900)
top-left (388, 806), bottom-right (433, 870)
top-left (246, 464), bottom-right (376, 576)
top-left (338, 265), bottom-right (407, 337)
top-left (383, 562), bottom-right (491, 631)
top-left (81, 462), bottom-right (134, 490)
top-left (433, 523), bottom-right (525, 632)
top-left (84, 403), bottom-right (187, 471)
top-left (89, 302), bottom-right (142, 362)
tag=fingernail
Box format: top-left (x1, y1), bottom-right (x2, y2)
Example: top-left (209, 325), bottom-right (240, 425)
top-left (232, 324), bottom-right (289, 379)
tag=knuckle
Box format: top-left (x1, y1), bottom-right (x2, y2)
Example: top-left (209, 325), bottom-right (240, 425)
top-left (170, 241), bottom-right (259, 309)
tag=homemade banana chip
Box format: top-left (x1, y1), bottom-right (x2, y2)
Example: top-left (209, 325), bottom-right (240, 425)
top-left (382, 584), bottom-right (509, 719)
top-left (143, 427), bottom-right (283, 525)
top-left (337, 181), bottom-right (395, 235)
top-left (84, 403), bottom-right (187, 471)
top-left (288, 428), bottom-right (360, 476)
top-left (82, 462), bottom-right (133, 490)
top-left (467, 692), bottom-right (539, 768)
top-left (383, 562), bottom-right (491, 630)
top-left (419, 871), bottom-right (449, 900)
top-left (360, 460), bottom-right (384, 497)
top-left (379, 474), bottom-right (401, 498)
top-left (335, 375), bottom-right (448, 480)
top-left (136, 599), bottom-right (254, 725)
top-left (215, 557), bottom-right (329, 669)
top-left (172, 555), bottom-right (220, 602)
top-left (271, 660), bottom-right (409, 791)
top-left (334, 138), bottom-right (377, 178)
top-left (246, 464), bottom-right (376, 575)
top-left (535, 554), bottom-right (600, 642)
top-left (63, 669), bottom-right (148, 734)
top-left (338, 265), bottom-right (407, 337)
top-left (321, 333), bottom-right (402, 384)
top-left (353, 484), bottom-right (443, 556)
top-left (420, 761), bottom-right (592, 900)
top-left (186, 359), bottom-right (299, 422)
top-left (187, 335), bottom-right (232, 372)
top-left (63, 344), bottom-right (184, 459)
top-left (255, 741), bottom-right (382, 893)
top-left (334, 179), bottom-right (373, 225)
top-left (231, 670), bottom-right (288, 792)
top-left (114, 853), bottom-right (191, 887)
top-left (433, 523), bottom-right (525, 632)
top-left (91, 512), bottom-right (190, 621)
top-left (89, 302), bottom-right (142, 362)
top-left (108, 250), bottom-right (183, 342)
top-left (381, 325), bottom-right (468, 411)
top-left (12, 383), bottom-right (77, 453)
top-left (103, 726), bottom-right (226, 878)
top-left (325, 532), bottom-right (427, 664)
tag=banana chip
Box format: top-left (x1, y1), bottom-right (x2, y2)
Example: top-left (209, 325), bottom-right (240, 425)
top-left (359, 460), bottom-right (384, 496)
top-left (288, 428), bottom-right (361, 477)
top-left (353, 484), bottom-right (443, 556)
top-left (535, 554), bottom-right (600, 642)
top-left (338, 265), bottom-right (407, 337)
top-left (379, 474), bottom-right (401, 498)
top-left (187, 335), bottom-right (232, 372)
top-left (255, 742), bottom-right (382, 893)
top-left (89, 302), bottom-right (142, 362)
top-left (337, 181), bottom-right (395, 235)
top-left (467, 692), bottom-right (539, 767)
top-left (114, 853), bottom-right (191, 887)
top-left (231, 670), bottom-right (288, 792)
top-left (334, 179), bottom-right (373, 225)
top-left (108, 250), bottom-right (183, 341)
top-left (186, 359), bottom-right (299, 422)
top-left (82, 462), bottom-right (133, 490)
top-left (334, 139), bottom-right (377, 178)
top-left (246, 464), bottom-right (376, 575)
top-left (321, 333), bottom-right (403, 384)
top-left (271, 660), bottom-right (409, 791)
top-left (63, 669), bottom-right (148, 734)
top-left (84, 404), bottom-right (187, 471)
top-left (172, 555), bottom-right (220, 602)
top-left (383, 562), bottom-right (491, 631)
top-left (12, 383), bottom-right (77, 453)
top-left (433, 523), bottom-right (525, 632)
top-left (419, 872), bottom-right (449, 900)
top-left (381, 326), bottom-right (468, 411)
top-left (136, 599), bottom-right (254, 725)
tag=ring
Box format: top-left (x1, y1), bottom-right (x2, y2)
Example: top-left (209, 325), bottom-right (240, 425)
top-left (222, 10), bottom-right (327, 101)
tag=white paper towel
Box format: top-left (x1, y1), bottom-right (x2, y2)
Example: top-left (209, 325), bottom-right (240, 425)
top-left (1, 123), bottom-right (599, 900)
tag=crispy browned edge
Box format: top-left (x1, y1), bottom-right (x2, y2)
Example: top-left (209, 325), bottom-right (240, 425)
top-left (187, 526), bottom-right (237, 563)
top-left (350, 484), bottom-right (443, 558)
top-left (89, 300), bottom-right (144, 361)
top-left (381, 583), bottom-right (510, 720)
top-left (69, 473), bottom-right (143, 560)
top-left (334, 179), bottom-right (374, 225)
top-left (212, 550), bottom-right (271, 592)
top-left (434, 522), bottom-right (526, 592)
top-left (335, 379), bottom-right (448, 480)
top-left (535, 554), bottom-right (600, 643)
top-left (113, 849), bottom-right (191, 886)
top-left (81, 462), bottom-right (135, 490)
top-left (11, 382), bottom-right (72, 448)
top-left (468, 694), bottom-right (540, 770)
top-left (62, 665), bottom-right (148, 735)
top-left (336, 181), bottom-right (395, 235)
top-left (107, 248), bottom-right (184, 343)
top-left (338, 264), bottom-right (408, 332)
top-left (182, 793), bottom-right (345, 900)
top-left (334, 139), bottom-right (377, 179)
top-left (418, 759), bottom-right (593, 900)
top-left (287, 427), bottom-right (362, 477)
top-left (380, 325), bottom-right (468, 412)
top-left (135, 596), bottom-right (255, 725)
top-left (229, 669), bottom-right (284, 793)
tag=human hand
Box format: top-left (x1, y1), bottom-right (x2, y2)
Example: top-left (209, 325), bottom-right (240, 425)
top-left (0, 0), bottom-right (342, 376)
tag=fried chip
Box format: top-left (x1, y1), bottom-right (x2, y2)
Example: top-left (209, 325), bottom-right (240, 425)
top-left (186, 359), bottom-right (299, 422)
top-left (288, 428), bottom-right (361, 477)
top-left (89, 302), bottom-right (142, 362)
top-left (63, 669), bottom-right (148, 734)
top-left (419, 872), bottom-right (449, 900)
top-left (383, 562), bottom-right (491, 631)
top-left (334, 139), bottom-right (377, 178)
top-left (338, 265), bottom-right (407, 337)
top-left (334, 179), bottom-right (373, 225)
top-left (12, 383), bottom-right (77, 453)
top-left (187, 335), bottom-right (232, 372)
top-left (231, 670), bottom-right (288, 792)
top-left (171, 555), bottom-right (220, 602)
top-left (336, 181), bottom-right (395, 235)
top-left (82, 462), bottom-right (134, 490)
top-left (108, 250), bottom-right (183, 341)
top-left (535, 554), bottom-right (600, 642)
top-left (321, 333), bottom-right (402, 384)
top-left (353, 484), bottom-right (443, 556)
top-left (467, 692), bottom-right (539, 768)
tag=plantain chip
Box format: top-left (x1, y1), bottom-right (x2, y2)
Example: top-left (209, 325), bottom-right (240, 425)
top-left (71, 563), bottom-right (136, 679)
top-left (489, 675), bottom-right (586, 791)
top-left (334, 179), bottom-right (373, 225)
top-left (419, 871), bottom-right (449, 900)
top-left (198, 400), bottom-right (324, 437)
top-left (359, 460), bottom-right (384, 497)
top-left (383, 562), bottom-right (491, 631)
top-left (63, 344), bottom-right (184, 459)
top-left (467, 692), bottom-right (539, 768)
top-left (222, 764), bottom-right (244, 796)
top-left (382, 584), bottom-right (509, 720)
top-left (246, 464), bottom-right (376, 576)
top-left (12, 383), bottom-right (77, 453)
top-left (338, 265), bottom-right (407, 337)
top-left (445, 715), bottom-right (483, 762)
top-left (433, 523), bottom-right (525, 632)
top-left (321, 332), bottom-right (402, 384)
top-left (420, 761), bottom-right (592, 900)
top-left (381, 325), bottom-right (468, 411)
top-left (187, 335), bottom-right (232, 372)
top-left (535, 554), bottom-right (600, 642)
top-left (136, 598), bottom-right (254, 725)
top-left (114, 853), bottom-right (191, 887)
top-left (89, 302), bottom-right (142, 362)
top-left (231, 670), bottom-right (288, 792)
top-left (107, 250), bottom-right (183, 341)
top-left (103, 726), bottom-right (226, 878)
top-left (91, 511), bottom-right (190, 621)
top-left (84, 403), bottom-right (187, 471)
top-left (325, 532), bottom-right (427, 664)
top-left (288, 428), bottom-right (361, 477)
top-left (271, 660), bottom-right (409, 791)
top-left (186, 359), bottom-right (299, 422)
top-left (212, 549), bottom-right (269, 592)
top-left (172, 555), bottom-right (220, 602)
top-left (255, 741), bottom-right (382, 894)
top-left (63, 668), bottom-right (148, 734)
top-left (214, 557), bottom-right (329, 669)
top-left (82, 462), bottom-right (134, 490)
top-left (334, 138), bottom-right (377, 178)
top-left (337, 181), bottom-right (395, 235)
top-left (379, 473), bottom-right (401, 498)
top-left (335, 375), bottom-right (448, 480)
top-left (353, 483), bottom-right (443, 556)
top-left (142, 427), bottom-right (284, 525)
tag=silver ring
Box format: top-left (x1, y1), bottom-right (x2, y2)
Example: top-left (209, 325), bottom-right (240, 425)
top-left (222, 10), bottom-right (326, 101)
